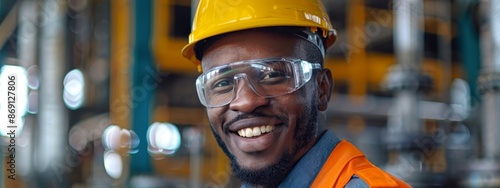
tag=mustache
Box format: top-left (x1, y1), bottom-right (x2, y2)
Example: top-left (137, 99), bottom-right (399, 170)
top-left (223, 113), bottom-right (288, 134)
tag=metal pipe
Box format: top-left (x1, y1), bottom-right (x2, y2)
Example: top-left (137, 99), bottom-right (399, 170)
top-left (17, 0), bottom-right (38, 181)
top-left (459, 1), bottom-right (500, 187)
top-left (384, 0), bottom-right (424, 181)
top-left (188, 129), bottom-right (202, 188)
top-left (479, 0), bottom-right (500, 159)
top-left (110, 0), bottom-right (132, 185)
top-left (390, 0), bottom-right (423, 137)
top-left (347, 0), bottom-right (367, 101)
top-left (35, 0), bottom-right (68, 180)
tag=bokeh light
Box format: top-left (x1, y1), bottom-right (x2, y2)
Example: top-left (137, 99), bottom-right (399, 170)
top-left (103, 150), bottom-right (122, 179)
top-left (119, 128), bottom-right (140, 154)
top-left (147, 122), bottom-right (181, 157)
top-left (102, 125), bottom-right (140, 154)
top-left (27, 90), bottom-right (38, 114)
top-left (63, 69), bottom-right (85, 110)
top-left (26, 65), bottom-right (39, 89)
top-left (102, 125), bottom-right (120, 150)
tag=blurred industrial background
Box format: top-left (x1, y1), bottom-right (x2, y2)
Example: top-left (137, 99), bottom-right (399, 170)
top-left (0, 0), bottom-right (498, 187)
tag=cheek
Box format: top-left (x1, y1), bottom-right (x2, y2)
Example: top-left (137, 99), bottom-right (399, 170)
top-left (271, 95), bottom-right (308, 125)
top-left (275, 90), bottom-right (314, 131)
top-left (278, 92), bottom-right (309, 112)
top-left (207, 108), bottom-right (225, 130)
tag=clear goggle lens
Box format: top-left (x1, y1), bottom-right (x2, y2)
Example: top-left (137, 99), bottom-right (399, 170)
top-left (196, 58), bottom-right (321, 108)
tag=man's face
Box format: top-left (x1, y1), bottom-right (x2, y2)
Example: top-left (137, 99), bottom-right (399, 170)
top-left (201, 29), bottom-right (325, 186)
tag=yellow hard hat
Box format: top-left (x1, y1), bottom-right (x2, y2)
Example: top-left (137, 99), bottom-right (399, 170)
top-left (181, 0), bottom-right (337, 65)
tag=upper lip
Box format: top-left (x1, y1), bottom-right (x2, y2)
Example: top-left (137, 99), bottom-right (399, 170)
top-left (226, 117), bottom-right (282, 133)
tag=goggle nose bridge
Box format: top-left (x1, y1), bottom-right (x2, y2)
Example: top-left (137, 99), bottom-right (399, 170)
top-left (231, 73), bottom-right (263, 98)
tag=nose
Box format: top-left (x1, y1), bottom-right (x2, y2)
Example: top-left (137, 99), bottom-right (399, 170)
top-left (229, 77), bottom-right (269, 113)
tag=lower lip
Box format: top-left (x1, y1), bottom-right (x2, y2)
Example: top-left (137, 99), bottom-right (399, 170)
top-left (230, 128), bottom-right (281, 153)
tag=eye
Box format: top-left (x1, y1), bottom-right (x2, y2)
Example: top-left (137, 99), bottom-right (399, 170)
top-left (214, 79), bottom-right (232, 87)
top-left (260, 71), bottom-right (288, 84)
top-left (211, 79), bottom-right (234, 93)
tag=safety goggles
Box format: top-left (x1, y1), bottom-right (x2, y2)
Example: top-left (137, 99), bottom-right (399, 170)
top-left (196, 58), bottom-right (321, 108)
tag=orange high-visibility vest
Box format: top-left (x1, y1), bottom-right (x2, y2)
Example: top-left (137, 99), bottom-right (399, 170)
top-left (311, 140), bottom-right (412, 188)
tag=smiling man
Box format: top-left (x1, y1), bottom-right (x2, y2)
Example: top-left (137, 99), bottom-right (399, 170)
top-left (181, 0), bottom-right (411, 187)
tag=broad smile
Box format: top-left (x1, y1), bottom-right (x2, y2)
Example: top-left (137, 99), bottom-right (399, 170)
top-left (236, 125), bottom-right (276, 138)
top-left (230, 126), bottom-right (282, 153)
top-left (225, 117), bottom-right (284, 153)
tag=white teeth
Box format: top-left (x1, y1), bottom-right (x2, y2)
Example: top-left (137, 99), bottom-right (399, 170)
top-left (245, 128), bottom-right (253, 137)
top-left (253, 127), bottom-right (261, 136)
top-left (237, 125), bottom-right (276, 138)
top-left (260, 126), bottom-right (266, 133)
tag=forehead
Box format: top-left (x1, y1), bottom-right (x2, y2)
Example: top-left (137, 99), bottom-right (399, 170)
top-left (201, 29), bottom-right (304, 72)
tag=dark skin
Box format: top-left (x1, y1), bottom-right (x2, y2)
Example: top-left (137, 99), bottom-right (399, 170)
top-left (201, 29), bottom-right (334, 187)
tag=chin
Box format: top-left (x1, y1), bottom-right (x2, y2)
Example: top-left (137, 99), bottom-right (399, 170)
top-left (230, 150), bottom-right (295, 187)
top-left (236, 158), bottom-right (274, 171)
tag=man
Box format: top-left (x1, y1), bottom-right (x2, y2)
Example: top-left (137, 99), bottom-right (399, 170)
top-left (181, 0), bottom-right (411, 187)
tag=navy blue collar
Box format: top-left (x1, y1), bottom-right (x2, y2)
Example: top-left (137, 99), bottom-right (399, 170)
top-left (278, 130), bottom-right (341, 187)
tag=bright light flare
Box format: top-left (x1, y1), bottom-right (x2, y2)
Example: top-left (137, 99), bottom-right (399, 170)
top-left (63, 69), bottom-right (85, 110)
top-left (147, 122), bottom-right (181, 157)
top-left (102, 125), bottom-right (139, 154)
top-left (103, 150), bottom-right (122, 179)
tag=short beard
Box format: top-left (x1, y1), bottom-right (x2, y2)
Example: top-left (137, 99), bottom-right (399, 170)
top-left (209, 98), bottom-right (318, 187)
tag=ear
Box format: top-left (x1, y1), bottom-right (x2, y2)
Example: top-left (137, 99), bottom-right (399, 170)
top-left (316, 69), bottom-right (334, 111)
